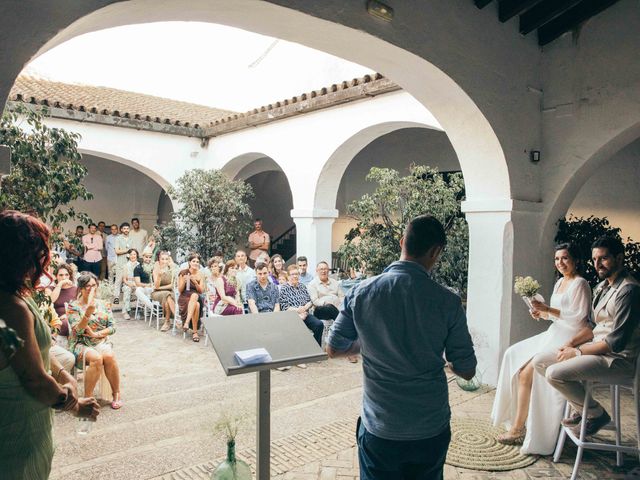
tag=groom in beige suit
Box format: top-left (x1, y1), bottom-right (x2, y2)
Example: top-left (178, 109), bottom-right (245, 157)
top-left (533, 236), bottom-right (640, 436)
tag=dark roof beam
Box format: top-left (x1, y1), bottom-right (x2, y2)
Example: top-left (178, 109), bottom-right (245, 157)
top-left (474, 0), bottom-right (493, 8)
top-left (498, 0), bottom-right (545, 23)
top-left (537, 0), bottom-right (621, 46)
top-left (520, 0), bottom-right (582, 35)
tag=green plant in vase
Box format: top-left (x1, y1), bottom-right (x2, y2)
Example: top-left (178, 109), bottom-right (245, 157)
top-left (211, 412), bottom-right (251, 480)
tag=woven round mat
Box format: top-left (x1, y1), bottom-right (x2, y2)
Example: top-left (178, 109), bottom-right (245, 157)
top-left (446, 418), bottom-right (538, 471)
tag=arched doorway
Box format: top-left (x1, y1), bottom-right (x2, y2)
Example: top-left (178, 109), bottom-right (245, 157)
top-left (330, 126), bottom-right (461, 254)
top-left (73, 151), bottom-right (174, 232)
top-left (222, 153), bottom-right (296, 261)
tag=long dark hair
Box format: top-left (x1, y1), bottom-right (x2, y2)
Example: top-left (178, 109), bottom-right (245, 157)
top-left (0, 210), bottom-right (51, 294)
top-left (555, 242), bottom-right (584, 277)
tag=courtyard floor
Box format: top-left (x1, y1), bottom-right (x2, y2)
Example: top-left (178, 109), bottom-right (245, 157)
top-left (51, 314), bottom-right (639, 480)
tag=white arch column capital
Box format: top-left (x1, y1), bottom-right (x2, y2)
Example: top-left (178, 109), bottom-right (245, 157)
top-left (290, 208), bottom-right (339, 219)
top-left (291, 209), bottom-right (339, 269)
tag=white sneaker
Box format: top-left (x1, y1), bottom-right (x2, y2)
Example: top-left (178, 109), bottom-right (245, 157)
top-left (296, 364), bottom-right (308, 369)
top-left (123, 312), bottom-right (131, 320)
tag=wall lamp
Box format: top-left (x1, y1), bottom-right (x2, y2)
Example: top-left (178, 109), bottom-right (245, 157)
top-left (367, 0), bottom-right (394, 22)
top-left (530, 150), bottom-right (541, 163)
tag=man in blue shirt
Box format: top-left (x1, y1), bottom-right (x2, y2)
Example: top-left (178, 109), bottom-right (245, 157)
top-left (247, 262), bottom-right (280, 313)
top-left (327, 215), bottom-right (477, 480)
top-left (297, 256), bottom-right (314, 285)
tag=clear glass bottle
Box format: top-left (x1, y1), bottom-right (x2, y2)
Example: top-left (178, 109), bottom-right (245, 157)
top-left (211, 440), bottom-right (252, 480)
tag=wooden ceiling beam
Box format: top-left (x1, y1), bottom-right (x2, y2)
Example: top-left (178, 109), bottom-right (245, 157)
top-left (520, 0), bottom-right (582, 35)
top-left (537, 0), bottom-right (621, 46)
top-left (474, 0), bottom-right (494, 8)
top-left (498, 0), bottom-right (545, 23)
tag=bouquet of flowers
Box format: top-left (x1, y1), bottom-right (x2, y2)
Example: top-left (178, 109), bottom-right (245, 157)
top-left (514, 276), bottom-right (545, 310)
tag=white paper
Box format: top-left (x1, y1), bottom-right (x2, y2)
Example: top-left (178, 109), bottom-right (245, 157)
top-left (234, 348), bottom-right (272, 366)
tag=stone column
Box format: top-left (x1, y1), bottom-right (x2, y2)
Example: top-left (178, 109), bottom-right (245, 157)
top-left (290, 209), bottom-right (339, 270)
top-left (462, 199), bottom-right (544, 386)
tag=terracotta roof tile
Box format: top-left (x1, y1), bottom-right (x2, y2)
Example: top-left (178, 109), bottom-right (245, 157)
top-left (10, 75), bottom-right (235, 128)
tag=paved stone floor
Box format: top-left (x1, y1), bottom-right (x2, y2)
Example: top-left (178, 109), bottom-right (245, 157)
top-left (51, 315), bottom-right (639, 479)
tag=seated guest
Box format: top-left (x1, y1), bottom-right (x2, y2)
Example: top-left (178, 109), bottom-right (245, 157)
top-left (46, 263), bottom-right (77, 336)
top-left (308, 261), bottom-right (345, 320)
top-left (309, 261), bottom-right (356, 363)
top-left (45, 263), bottom-right (78, 372)
top-left (297, 256), bottom-right (314, 285)
top-left (277, 270), bottom-right (289, 288)
top-left (211, 260), bottom-right (244, 315)
top-left (121, 248), bottom-right (140, 320)
top-left (280, 265), bottom-right (324, 346)
top-left (234, 249), bottom-right (256, 306)
top-left (177, 253), bottom-right (206, 342)
top-left (134, 248), bottom-right (155, 298)
top-left (153, 251), bottom-right (176, 332)
top-left (67, 272), bottom-right (123, 409)
top-left (269, 254), bottom-right (285, 285)
top-left (533, 236), bottom-right (640, 438)
top-left (247, 262), bottom-right (280, 313)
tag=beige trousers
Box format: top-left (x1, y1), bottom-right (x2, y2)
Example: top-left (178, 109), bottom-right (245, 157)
top-left (532, 350), bottom-right (634, 417)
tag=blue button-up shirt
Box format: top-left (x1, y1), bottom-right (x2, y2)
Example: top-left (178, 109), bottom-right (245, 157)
top-left (299, 271), bottom-right (314, 286)
top-left (246, 279), bottom-right (280, 312)
top-left (328, 260), bottom-right (476, 441)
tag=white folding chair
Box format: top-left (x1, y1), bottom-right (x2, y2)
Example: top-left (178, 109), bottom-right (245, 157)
top-left (553, 354), bottom-right (640, 479)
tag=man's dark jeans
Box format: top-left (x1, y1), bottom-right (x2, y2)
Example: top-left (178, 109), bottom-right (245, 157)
top-left (314, 304), bottom-right (340, 320)
top-left (357, 417), bottom-right (451, 480)
top-left (303, 313), bottom-right (324, 346)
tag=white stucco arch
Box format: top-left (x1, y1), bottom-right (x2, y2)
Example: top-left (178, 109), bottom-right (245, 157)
top-left (220, 153), bottom-right (285, 182)
top-left (540, 120), bottom-right (640, 255)
top-left (314, 121), bottom-right (440, 211)
top-left (80, 148), bottom-right (173, 194)
top-left (25, 0), bottom-right (512, 207)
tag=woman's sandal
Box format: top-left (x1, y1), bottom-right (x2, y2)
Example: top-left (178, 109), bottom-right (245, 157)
top-left (496, 427), bottom-right (526, 445)
top-left (192, 333), bottom-right (200, 342)
top-left (111, 393), bottom-right (123, 410)
top-left (160, 321), bottom-right (171, 332)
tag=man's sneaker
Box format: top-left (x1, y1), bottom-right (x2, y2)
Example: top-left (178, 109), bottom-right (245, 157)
top-left (113, 297), bottom-right (119, 304)
top-left (276, 366), bottom-right (291, 371)
top-left (571, 410), bottom-right (611, 437)
top-left (561, 411), bottom-right (582, 427)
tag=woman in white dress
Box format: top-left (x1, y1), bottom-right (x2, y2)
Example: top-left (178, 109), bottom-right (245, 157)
top-left (491, 243), bottom-right (592, 454)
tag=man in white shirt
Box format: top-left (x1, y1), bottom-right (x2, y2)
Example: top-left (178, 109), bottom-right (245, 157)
top-left (234, 249), bottom-right (256, 305)
top-left (105, 224), bottom-right (119, 284)
top-left (308, 261), bottom-right (344, 320)
top-left (97, 221), bottom-right (108, 280)
top-left (128, 217), bottom-right (148, 254)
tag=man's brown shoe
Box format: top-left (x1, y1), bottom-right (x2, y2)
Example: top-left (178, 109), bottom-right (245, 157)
top-left (561, 411), bottom-right (582, 427)
top-left (571, 410), bottom-right (611, 437)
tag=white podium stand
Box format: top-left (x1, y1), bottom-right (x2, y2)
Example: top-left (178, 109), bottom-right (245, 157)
top-left (203, 311), bottom-right (328, 480)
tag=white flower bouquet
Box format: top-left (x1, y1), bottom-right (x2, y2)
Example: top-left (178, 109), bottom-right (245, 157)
top-left (514, 276), bottom-right (545, 310)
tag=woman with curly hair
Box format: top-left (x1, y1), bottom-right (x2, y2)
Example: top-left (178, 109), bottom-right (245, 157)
top-left (0, 210), bottom-right (99, 479)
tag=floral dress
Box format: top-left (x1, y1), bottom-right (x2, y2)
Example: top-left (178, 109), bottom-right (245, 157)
top-left (67, 299), bottom-right (116, 363)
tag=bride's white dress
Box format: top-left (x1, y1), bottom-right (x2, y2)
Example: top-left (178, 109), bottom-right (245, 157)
top-left (491, 276), bottom-right (592, 455)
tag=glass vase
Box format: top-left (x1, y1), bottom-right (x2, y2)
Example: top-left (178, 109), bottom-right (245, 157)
top-left (456, 374), bottom-right (482, 392)
top-left (211, 440), bottom-right (252, 480)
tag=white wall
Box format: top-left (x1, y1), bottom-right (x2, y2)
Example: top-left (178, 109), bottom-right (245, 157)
top-left (63, 153), bottom-right (167, 232)
top-left (332, 128), bottom-right (460, 251)
top-left (568, 137), bottom-right (640, 242)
